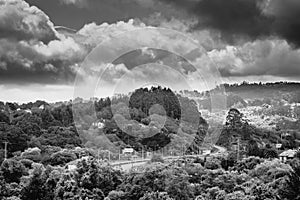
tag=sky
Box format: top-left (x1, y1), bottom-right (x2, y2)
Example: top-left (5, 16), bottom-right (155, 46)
top-left (1, 0), bottom-right (300, 102)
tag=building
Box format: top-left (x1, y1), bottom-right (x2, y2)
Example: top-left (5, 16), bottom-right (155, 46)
top-left (92, 120), bottom-right (105, 129)
top-left (198, 147), bottom-right (211, 155)
top-left (279, 149), bottom-right (297, 162)
top-left (122, 147), bottom-right (134, 155)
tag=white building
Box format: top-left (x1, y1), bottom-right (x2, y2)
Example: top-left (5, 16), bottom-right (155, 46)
top-left (92, 121), bottom-right (105, 129)
top-left (279, 149), bottom-right (297, 162)
top-left (122, 147), bottom-right (134, 155)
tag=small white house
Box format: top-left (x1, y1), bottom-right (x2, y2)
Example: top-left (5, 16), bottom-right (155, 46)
top-left (92, 121), bottom-right (104, 129)
top-left (276, 143), bottom-right (282, 149)
top-left (202, 149), bottom-right (211, 155)
top-left (198, 147), bottom-right (211, 155)
top-left (146, 152), bottom-right (152, 158)
top-left (122, 147), bottom-right (134, 155)
top-left (279, 149), bottom-right (297, 162)
top-left (39, 105), bottom-right (45, 110)
top-left (67, 164), bottom-right (77, 171)
top-left (24, 109), bottom-right (32, 114)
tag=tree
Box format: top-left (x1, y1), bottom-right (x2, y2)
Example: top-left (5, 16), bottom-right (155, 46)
top-left (40, 109), bottom-right (61, 129)
top-left (187, 116), bottom-right (208, 154)
top-left (217, 108), bottom-right (254, 150)
top-left (1, 159), bottom-right (26, 184)
top-left (51, 104), bottom-right (73, 127)
top-left (129, 87), bottom-right (181, 120)
top-left (74, 158), bottom-right (123, 196)
top-left (150, 154), bottom-right (164, 163)
top-left (247, 140), bottom-right (261, 157)
top-left (0, 124), bottom-right (29, 155)
top-left (261, 145), bottom-right (278, 159)
top-left (204, 157), bottom-right (222, 170)
top-left (284, 159), bottom-right (300, 200)
top-left (164, 168), bottom-right (194, 200)
top-left (105, 190), bottom-right (126, 200)
top-left (119, 164), bottom-right (168, 199)
top-left (47, 150), bottom-right (77, 166)
top-left (0, 111), bottom-right (9, 124)
top-left (36, 126), bottom-right (81, 148)
top-left (140, 192), bottom-right (174, 200)
top-left (21, 163), bottom-right (53, 200)
top-left (20, 147), bottom-right (42, 163)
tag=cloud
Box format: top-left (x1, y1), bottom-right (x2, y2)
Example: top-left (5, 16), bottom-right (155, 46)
top-left (77, 19), bottom-right (145, 48)
top-left (2, 0), bottom-right (300, 101)
top-left (59, 0), bottom-right (155, 9)
top-left (0, 0), bottom-right (88, 85)
top-left (58, 0), bottom-right (89, 8)
top-left (261, 0), bottom-right (300, 47)
top-left (157, 0), bottom-right (300, 47)
top-left (0, 0), bottom-right (58, 43)
top-left (209, 39), bottom-right (300, 78)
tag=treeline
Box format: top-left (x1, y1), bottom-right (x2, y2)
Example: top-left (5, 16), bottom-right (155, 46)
top-left (129, 86), bottom-right (181, 120)
top-left (0, 149), bottom-right (300, 199)
top-left (91, 86), bottom-right (201, 152)
top-left (0, 101), bottom-right (81, 162)
top-left (223, 81), bottom-right (300, 91)
top-left (0, 86), bottom-right (203, 160)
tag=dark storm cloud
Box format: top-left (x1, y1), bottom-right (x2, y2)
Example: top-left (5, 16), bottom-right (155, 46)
top-left (265, 0), bottom-right (300, 48)
top-left (158, 0), bottom-right (300, 47)
top-left (0, 60), bottom-right (77, 85)
top-left (25, 0), bottom-right (158, 30)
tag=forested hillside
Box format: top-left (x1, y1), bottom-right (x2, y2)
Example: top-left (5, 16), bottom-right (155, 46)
top-left (1, 84), bottom-right (300, 199)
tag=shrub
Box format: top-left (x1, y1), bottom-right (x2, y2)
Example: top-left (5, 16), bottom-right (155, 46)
top-left (150, 154), bottom-right (164, 163)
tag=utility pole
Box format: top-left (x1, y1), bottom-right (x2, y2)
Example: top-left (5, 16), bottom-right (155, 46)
top-left (4, 142), bottom-right (8, 160)
top-left (237, 137), bottom-right (240, 161)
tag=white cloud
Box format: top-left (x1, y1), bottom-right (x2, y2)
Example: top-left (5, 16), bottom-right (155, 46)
top-left (0, 0), bottom-right (58, 42)
top-left (77, 19), bottom-right (146, 49)
top-left (209, 39), bottom-right (300, 78)
top-left (30, 37), bottom-right (85, 61)
top-left (0, 0), bottom-right (87, 83)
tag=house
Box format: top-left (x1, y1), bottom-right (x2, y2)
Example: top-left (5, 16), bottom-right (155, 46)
top-left (122, 147), bottom-right (134, 155)
top-left (198, 147), bottom-right (211, 155)
top-left (146, 152), bottom-right (152, 158)
top-left (279, 149), bottom-right (297, 162)
top-left (92, 121), bottom-right (105, 129)
top-left (24, 109), bottom-right (32, 114)
top-left (67, 164), bottom-right (77, 171)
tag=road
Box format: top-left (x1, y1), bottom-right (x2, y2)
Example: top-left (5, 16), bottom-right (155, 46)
top-left (213, 145), bottom-right (227, 153)
top-left (111, 145), bottom-right (227, 172)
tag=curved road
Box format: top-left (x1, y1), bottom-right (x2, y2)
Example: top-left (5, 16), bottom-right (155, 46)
top-left (112, 145), bottom-right (227, 172)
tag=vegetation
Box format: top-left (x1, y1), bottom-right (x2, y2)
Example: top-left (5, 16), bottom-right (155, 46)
top-left (0, 83), bottom-right (300, 199)
top-left (0, 153), bottom-right (299, 199)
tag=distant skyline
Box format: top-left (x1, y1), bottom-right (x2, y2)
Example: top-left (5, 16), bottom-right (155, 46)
top-left (1, 0), bottom-right (300, 102)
